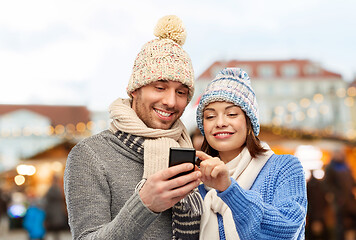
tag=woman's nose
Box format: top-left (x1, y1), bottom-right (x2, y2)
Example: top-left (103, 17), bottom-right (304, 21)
top-left (216, 115), bottom-right (227, 127)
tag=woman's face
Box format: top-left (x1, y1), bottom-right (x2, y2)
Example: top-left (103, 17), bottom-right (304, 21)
top-left (203, 101), bottom-right (247, 161)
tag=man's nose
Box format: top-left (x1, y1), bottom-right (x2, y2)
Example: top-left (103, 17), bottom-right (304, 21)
top-left (162, 89), bottom-right (177, 108)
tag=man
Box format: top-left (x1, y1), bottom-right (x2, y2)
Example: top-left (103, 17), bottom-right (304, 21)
top-left (64, 15), bottom-right (202, 240)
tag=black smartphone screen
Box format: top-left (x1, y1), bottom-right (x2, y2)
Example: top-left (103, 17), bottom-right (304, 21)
top-left (169, 147), bottom-right (196, 179)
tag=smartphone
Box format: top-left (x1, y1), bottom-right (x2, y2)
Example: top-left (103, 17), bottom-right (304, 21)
top-left (169, 147), bottom-right (196, 179)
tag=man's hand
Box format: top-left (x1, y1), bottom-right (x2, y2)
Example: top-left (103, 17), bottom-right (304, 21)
top-left (139, 163), bottom-right (201, 213)
top-left (196, 151), bottom-right (231, 192)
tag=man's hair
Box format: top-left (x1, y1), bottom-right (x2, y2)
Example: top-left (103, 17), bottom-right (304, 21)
top-left (201, 114), bottom-right (267, 159)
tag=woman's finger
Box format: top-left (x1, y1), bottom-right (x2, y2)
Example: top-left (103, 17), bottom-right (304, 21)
top-left (210, 163), bottom-right (226, 179)
top-left (195, 151), bottom-right (212, 161)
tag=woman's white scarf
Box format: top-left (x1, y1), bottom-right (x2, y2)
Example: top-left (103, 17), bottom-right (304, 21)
top-left (199, 143), bottom-right (274, 240)
top-left (108, 98), bottom-right (193, 178)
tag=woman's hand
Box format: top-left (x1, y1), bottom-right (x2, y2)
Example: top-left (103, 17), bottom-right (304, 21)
top-left (196, 151), bottom-right (231, 192)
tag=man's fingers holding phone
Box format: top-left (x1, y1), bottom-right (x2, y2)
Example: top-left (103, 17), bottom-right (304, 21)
top-left (165, 163), bottom-right (196, 179)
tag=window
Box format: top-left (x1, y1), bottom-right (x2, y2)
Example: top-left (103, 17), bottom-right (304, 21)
top-left (304, 64), bottom-right (321, 76)
top-left (257, 65), bottom-right (276, 78)
top-left (281, 64), bottom-right (299, 77)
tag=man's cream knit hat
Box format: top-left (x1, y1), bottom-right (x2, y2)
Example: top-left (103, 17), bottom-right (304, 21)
top-left (126, 15), bottom-right (195, 102)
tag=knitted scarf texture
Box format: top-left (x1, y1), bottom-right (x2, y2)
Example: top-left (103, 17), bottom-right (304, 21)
top-left (109, 98), bottom-right (202, 240)
top-left (199, 143), bottom-right (274, 240)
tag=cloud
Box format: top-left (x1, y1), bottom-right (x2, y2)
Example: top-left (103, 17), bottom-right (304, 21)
top-left (0, 0), bottom-right (355, 109)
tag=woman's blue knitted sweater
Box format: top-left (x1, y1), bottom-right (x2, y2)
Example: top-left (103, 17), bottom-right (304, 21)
top-left (198, 154), bottom-right (307, 239)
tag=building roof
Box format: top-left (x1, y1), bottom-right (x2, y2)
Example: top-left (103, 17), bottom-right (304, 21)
top-left (0, 104), bottom-right (90, 126)
top-left (197, 59), bottom-right (342, 81)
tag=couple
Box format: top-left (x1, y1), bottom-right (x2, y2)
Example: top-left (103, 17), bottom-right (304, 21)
top-left (64, 15), bottom-right (307, 240)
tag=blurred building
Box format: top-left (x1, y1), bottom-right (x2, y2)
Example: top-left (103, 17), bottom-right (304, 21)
top-left (193, 59), bottom-right (353, 139)
top-left (0, 105), bottom-right (90, 172)
top-left (348, 79), bottom-right (356, 138)
top-left (0, 104), bottom-right (112, 232)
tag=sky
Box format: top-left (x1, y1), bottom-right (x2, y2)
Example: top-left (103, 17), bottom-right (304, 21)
top-left (1, 0), bottom-right (355, 111)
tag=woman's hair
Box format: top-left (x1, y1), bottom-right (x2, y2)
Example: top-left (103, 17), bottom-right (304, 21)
top-left (201, 113), bottom-right (267, 158)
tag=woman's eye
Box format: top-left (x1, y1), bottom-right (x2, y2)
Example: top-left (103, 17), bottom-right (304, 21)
top-left (204, 115), bottom-right (215, 120)
top-left (228, 113), bottom-right (238, 117)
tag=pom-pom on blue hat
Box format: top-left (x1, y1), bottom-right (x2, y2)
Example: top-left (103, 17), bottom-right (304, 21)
top-left (196, 67), bottom-right (260, 136)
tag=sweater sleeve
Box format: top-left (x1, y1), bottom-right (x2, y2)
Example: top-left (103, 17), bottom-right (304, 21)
top-left (64, 142), bottom-right (159, 240)
top-left (217, 155), bottom-right (307, 239)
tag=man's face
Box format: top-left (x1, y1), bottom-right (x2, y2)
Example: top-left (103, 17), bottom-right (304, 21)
top-left (131, 80), bottom-right (189, 130)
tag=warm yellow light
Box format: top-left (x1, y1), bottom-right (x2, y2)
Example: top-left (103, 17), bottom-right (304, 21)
top-left (51, 161), bottom-right (63, 172)
top-left (313, 169), bottom-right (325, 180)
top-left (346, 129), bottom-right (356, 140)
top-left (28, 166), bottom-right (36, 176)
top-left (36, 163), bottom-right (52, 180)
top-left (47, 126), bottom-right (54, 136)
top-left (272, 127), bottom-right (282, 135)
top-left (14, 175), bottom-right (25, 186)
top-left (287, 102), bottom-right (297, 112)
top-left (274, 106), bottom-right (284, 115)
top-left (344, 97), bottom-right (354, 107)
top-left (347, 86), bottom-right (356, 97)
top-left (300, 98), bottom-right (310, 108)
top-left (76, 122), bottom-right (86, 133)
top-left (16, 164), bottom-right (36, 176)
top-left (23, 127), bottom-right (32, 136)
top-left (272, 117), bottom-right (282, 126)
top-left (87, 121), bottom-right (94, 131)
top-left (54, 124), bottom-right (65, 135)
top-left (313, 93), bottom-right (324, 103)
top-left (16, 165), bottom-right (26, 175)
top-left (66, 123), bottom-right (76, 134)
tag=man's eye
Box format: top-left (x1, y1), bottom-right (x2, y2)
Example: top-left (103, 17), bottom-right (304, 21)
top-left (156, 86), bottom-right (165, 90)
top-left (177, 90), bottom-right (188, 95)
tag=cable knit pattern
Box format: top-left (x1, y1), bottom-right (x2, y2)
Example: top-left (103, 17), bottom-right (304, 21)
top-left (127, 15), bottom-right (194, 102)
top-left (64, 130), bottom-right (168, 240)
top-left (198, 154), bottom-right (307, 239)
top-left (196, 68), bottom-right (259, 136)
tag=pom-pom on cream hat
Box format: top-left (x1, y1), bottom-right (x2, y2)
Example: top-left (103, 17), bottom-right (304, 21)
top-left (126, 15), bottom-right (195, 102)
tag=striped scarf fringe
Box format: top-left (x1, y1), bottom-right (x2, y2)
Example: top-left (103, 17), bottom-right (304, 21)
top-left (114, 130), bottom-right (202, 240)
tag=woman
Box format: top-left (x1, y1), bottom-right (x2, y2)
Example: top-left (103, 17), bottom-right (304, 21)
top-left (196, 68), bottom-right (307, 239)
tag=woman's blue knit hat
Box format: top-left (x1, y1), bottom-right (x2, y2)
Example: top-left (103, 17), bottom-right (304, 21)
top-left (196, 67), bottom-right (260, 136)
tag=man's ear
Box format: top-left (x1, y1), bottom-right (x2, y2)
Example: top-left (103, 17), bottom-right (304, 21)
top-left (131, 90), bottom-right (137, 98)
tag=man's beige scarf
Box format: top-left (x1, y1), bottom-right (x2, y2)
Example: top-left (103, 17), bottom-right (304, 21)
top-left (109, 98), bottom-right (192, 179)
top-left (109, 98), bottom-right (203, 239)
top-left (199, 143), bottom-right (274, 240)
